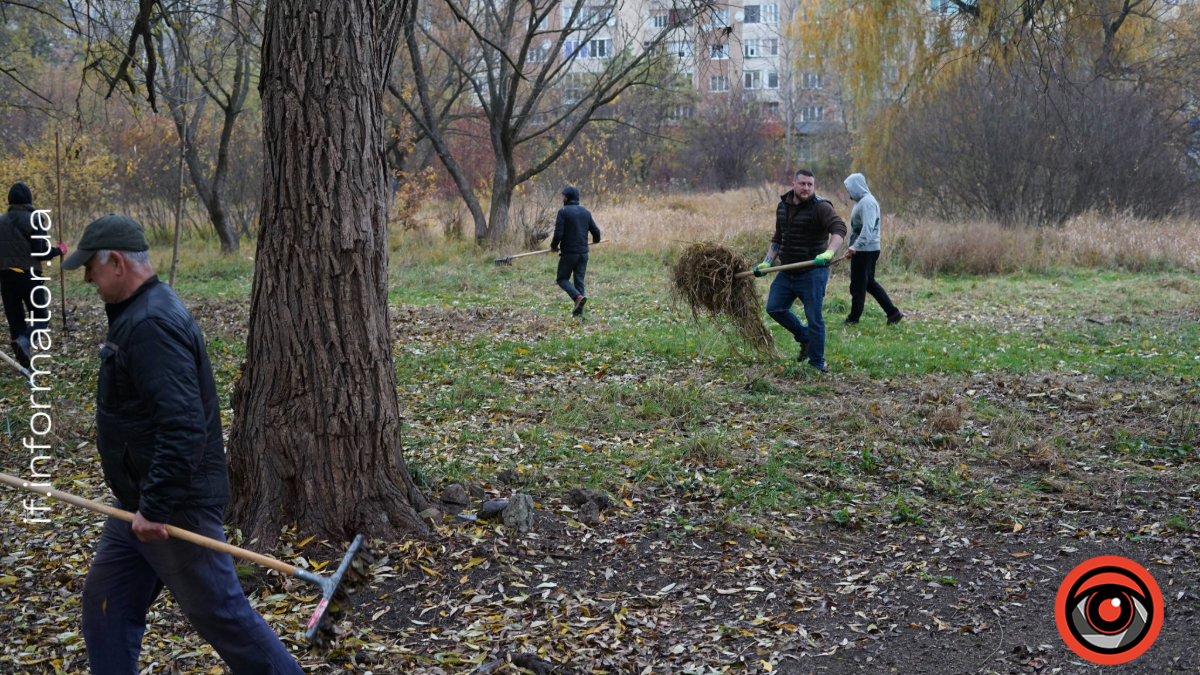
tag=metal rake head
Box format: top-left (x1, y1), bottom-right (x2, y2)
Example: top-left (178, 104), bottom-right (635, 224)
top-left (295, 534), bottom-right (376, 646)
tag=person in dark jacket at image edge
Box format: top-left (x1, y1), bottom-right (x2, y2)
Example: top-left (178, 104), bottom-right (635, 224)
top-left (0, 182), bottom-right (67, 367)
top-left (61, 214), bottom-right (303, 675)
top-left (550, 186), bottom-right (601, 316)
top-left (752, 169), bottom-right (847, 371)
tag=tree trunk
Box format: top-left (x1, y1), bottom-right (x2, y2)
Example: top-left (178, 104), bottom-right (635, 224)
top-left (484, 159), bottom-right (513, 243)
top-left (486, 190), bottom-right (513, 244)
top-left (183, 137), bottom-right (240, 254)
top-left (227, 0), bottom-right (426, 546)
top-left (199, 187), bottom-right (239, 254)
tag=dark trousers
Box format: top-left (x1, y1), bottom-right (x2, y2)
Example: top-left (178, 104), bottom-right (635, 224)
top-left (846, 250), bottom-right (898, 322)
top-left (556, 252), bottom-right (589, 299)
top-left (82, 504), bottom-right (303, 675)
top-left (0, 268), bottom-right (48, 341)
top-left (766, 267), bottom-right (829, 367)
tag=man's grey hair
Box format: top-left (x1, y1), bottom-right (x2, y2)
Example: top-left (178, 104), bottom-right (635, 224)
top-left (97, 249), bottom-right (152, 268)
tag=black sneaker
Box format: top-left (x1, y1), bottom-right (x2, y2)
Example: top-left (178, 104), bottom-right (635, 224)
top-left (796, 341), bottom-right (809, 362)
top-left (842, 319), bottom-right (858, 327)
top-left (887, 312), bottom-right (905, 325)
top-left (811, 362), bottom-right (828, 373)
top-left (573, 296), bottom-right (588, 316)
top-left (12, 337), bottom-right (31, 369)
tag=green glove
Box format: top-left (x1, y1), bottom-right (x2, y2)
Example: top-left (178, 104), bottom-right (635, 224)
top-left (813, 250), bottom-right (834, 267)
top-left (752, 261), bottom-right (771, 277)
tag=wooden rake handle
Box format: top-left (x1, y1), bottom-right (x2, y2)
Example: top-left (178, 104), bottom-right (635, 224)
top-left (0, 471), bottom-right (296, 576)
top-left (0, 350), bottom-right (30, 378)
top-left (734, 255), bottom-right (846, 280)
top-left (498, 238), bottom-right (611, 262)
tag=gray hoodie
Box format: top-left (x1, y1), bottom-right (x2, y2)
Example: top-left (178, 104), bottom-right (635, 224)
top-left (844, 173), bottom-right (880, 252)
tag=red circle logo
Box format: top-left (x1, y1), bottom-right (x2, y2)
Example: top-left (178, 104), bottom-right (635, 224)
top-left (1055, 555), bottom-right (1163, 665)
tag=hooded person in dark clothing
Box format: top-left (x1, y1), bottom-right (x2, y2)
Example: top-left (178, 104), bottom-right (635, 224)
top-left (0, 182), bottom-right (67, 367)
top-left (550, 186), bottom-right (601, 316)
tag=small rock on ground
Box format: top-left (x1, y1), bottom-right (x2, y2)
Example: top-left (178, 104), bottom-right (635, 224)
top-left (417, 507), bottom-right (442, 527)
top-left (497, 468), bottom-right (520, 485)
top-left (441, 484), bottom-right (470, 505)
top-left (567, 487), bottom-right (611, 512)
top-left (502, 494), bottom-right (535, 532)
top-left (478, 499), bottom-right (509, 521)
top-left (577, 500), bottom-right (600, 526)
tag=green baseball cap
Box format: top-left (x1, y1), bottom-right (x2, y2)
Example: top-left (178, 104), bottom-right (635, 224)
top-left (62, 214), bottom-right (150, 270)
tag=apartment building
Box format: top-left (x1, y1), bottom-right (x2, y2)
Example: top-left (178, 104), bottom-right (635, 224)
top-left (556, 0), bottom-right (839, 131)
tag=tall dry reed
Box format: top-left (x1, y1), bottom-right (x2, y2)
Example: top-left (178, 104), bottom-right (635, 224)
top-left (409, 187), bottom-right (1200, 275)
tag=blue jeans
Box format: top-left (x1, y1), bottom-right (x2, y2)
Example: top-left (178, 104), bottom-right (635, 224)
top-left (82, 504), bottom-right (303, 675)
top-left (766, 267), bottom-right (829, 367)
top-left (557, 252), bottom-right (588, 299)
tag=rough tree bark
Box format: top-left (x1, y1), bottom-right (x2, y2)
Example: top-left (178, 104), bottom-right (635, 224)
top-left (227, 0), bottom-right (428, 545)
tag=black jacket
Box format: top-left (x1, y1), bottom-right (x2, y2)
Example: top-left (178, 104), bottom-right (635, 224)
top-left (551, 188), bottom-right (601, 254)
top-left (772, 190), bottom-right (847, 266)
top-left (96, 277), bottom-right (229, 522)
top-left (0, 199), bottom-right (60, 273)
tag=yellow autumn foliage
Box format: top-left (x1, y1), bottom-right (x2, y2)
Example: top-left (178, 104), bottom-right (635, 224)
top-left (0, 127), bottom-right (117, 237)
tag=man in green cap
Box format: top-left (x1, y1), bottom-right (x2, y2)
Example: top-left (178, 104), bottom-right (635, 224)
top-left (63, 215), bottom-right (303, 675)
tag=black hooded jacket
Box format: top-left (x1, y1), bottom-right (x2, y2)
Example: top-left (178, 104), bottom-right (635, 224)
top-left (551, 187), bottom-right (601, 255)
top-left (96, 277), bottom-right (230, 522)
top-left (0, 183), bottom-right (60, 273)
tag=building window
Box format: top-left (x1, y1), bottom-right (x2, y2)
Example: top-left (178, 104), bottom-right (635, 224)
top-left (710, 43), bottom-right (728, 60)
top-left (650, 11), bottom-right (670, 28)
top-left (764, 38), bottom-right (779, 56)
top-left (764, 101), bottom-right (780, 116)
top-left (743, 39), bottom-right (759, 57)
top-left (668, 40), bottom-right (694, 58)
top-left (668, 104), bottom-right (694, 121)
top-left (710, 75), bottom-right (730, 92)
top-left (800, 106), bottom-right (825, 122)
top-left (744, 70), bottom-right (762, 89)
top-left (708, 9), bottom-right (729, 29)
top-left (564, 5), bottom-right (612, 26)
top-left (767, 71), bottom-right (779, 88)
top-left (802, 72), bottom-right (823, 89)
top-left (762, 4), bottom-right (778, 23)
top-left (566, 38), bottom-right (611, 59)
top-left (589, 38), bottom-right (611, 58)
top-left (674, 70), bottom-right (694, 87)
top-left (564, 73), bottom-right (590, 102)
top-left (529, 46), bottom-right (550, 63)
top-left (743, 4), bottom-right (761, 23)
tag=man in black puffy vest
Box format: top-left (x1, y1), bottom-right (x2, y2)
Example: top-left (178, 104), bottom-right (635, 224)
top-left (0, 182), bottom-right (66, 367)
top-left (550, 186), bottom-right (601, 316)
top-left (752, 169), bottom-right (847, 371)
top-left (62, 215), bottom-right (302, 675)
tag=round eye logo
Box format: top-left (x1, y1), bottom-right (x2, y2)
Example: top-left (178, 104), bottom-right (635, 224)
top-left (1055, 556), bottom-right (1163, 665)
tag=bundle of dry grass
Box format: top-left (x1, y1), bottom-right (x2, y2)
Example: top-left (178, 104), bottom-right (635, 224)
top-left (671, 242), bottom-right (776, 356)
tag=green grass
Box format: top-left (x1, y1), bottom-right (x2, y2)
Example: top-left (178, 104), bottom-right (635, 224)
top-left (27, 235), bottom-right (1200, 529)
